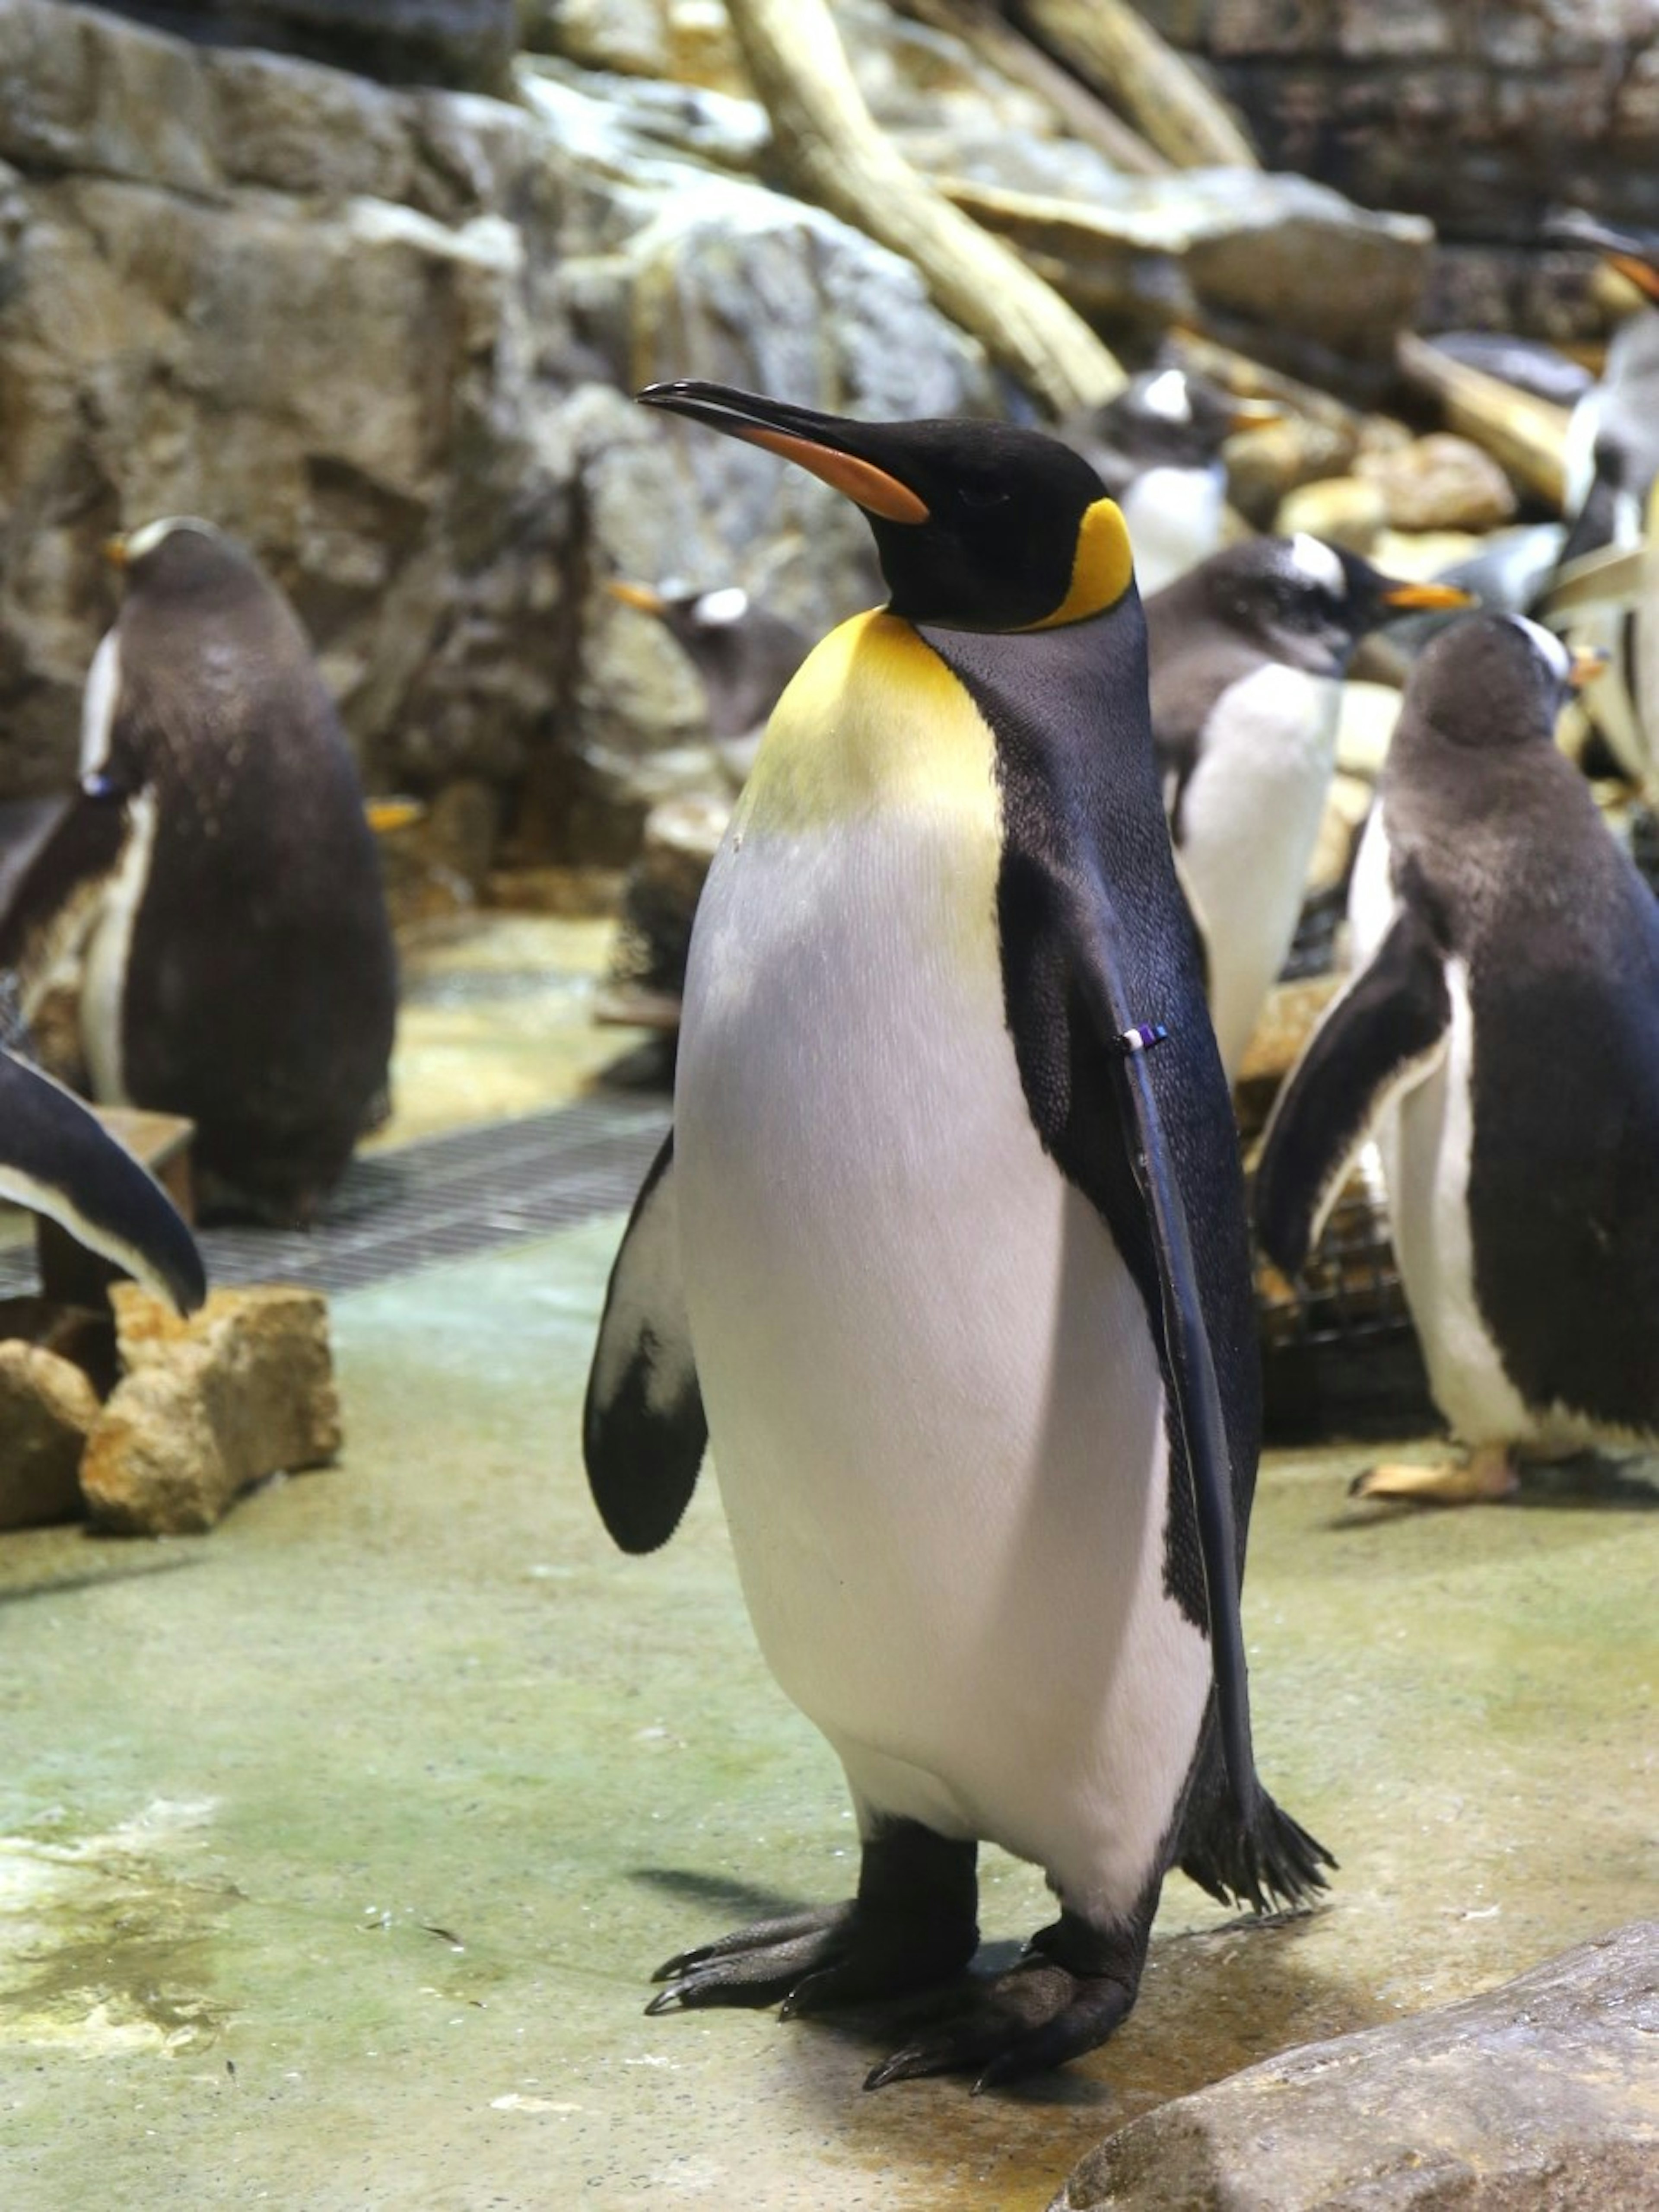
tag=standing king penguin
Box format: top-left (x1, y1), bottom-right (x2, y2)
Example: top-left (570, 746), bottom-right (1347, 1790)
top-left (4, 520), bottom-right (398, 1225)
top-left (1256, 614), bottom-right (1659, 1503)
top-left (584, 384), bottom-right (1330, 2091)
top-left (1147, 536), bottom-right (1470, 1077)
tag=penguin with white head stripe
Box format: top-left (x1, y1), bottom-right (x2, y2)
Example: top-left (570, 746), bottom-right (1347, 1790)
top-left (1256, 612), bottom-right (1659, 1502)
top-left (1146, 535), bottom-right (1471, 1078)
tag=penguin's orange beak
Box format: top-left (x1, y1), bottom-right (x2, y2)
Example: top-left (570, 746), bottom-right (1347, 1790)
top-left (605, 579), bottom-right (668, 616)
top-left (637, 382), bottom-right (931, 526)
top-left (102, 534), bottom-right (129, 568)
top-left (1378, 580), bottom-right (1477, 611)
top-left (1606, 251), bottom-right (1659, 304)
top-left (1568, 645), bottom-right (1611, 689)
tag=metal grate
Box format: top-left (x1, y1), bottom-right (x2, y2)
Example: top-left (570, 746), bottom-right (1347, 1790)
top-left (0, 1092), bottom-right (671, 1301)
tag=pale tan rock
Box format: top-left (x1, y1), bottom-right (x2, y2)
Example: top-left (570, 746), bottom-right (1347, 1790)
top-left (1274, 474), bottom-right (1387, 552)
top-left (1305, 770), bottom-right (1373, 898)
top-left (1335, 679), bottom-right (1404, 779)
top-left (0, 1341), bottom-right (100, 1531)
top-left (1357, 432), bottom-right (1518, 533)
top-left (81, 1287), bottom-right (341, 1536)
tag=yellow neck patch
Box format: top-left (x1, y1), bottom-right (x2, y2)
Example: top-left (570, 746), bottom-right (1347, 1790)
top-left (1019, 497), bottom-right (1135, 630)
top-left (737, 611), bottom-right (999, 836)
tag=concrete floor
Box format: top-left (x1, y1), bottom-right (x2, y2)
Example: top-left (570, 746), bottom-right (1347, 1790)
top-left (0, 917), bottom-right (1654, 2209)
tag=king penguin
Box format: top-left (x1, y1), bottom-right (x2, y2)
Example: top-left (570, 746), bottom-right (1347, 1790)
top-left (0, 1044), bottom-right (203, 1314)
top-left (1255, 613), bottom-right (1659, 1504)
top-left (5, 519), bottom-right (398, 1225)
top-left (583, 383), bottom-right (1330, 2091)
top-left (1061, 366), bottom-right (1276, 595)
top-left (1147, 535), bottom-right (1470, 1078)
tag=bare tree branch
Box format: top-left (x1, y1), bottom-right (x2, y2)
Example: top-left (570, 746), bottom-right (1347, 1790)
top-left (1012, 0), bottom-right (1259, 172)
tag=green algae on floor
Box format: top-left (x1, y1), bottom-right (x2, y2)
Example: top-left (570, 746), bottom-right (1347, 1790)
top-left (0, 1219), bottom-right (1653, 2210)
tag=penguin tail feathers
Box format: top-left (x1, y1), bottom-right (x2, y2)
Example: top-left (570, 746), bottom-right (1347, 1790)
top-left (1179, 1786), bottom-right (1335, 1916)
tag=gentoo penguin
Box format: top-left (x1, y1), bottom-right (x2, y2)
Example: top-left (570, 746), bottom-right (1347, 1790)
top-left (1255, 614), bottom-right (1659, 1504)
top-left (584, 382), bottom-right (1330, 2090)
top-left (605, 577), bottom-right (812, 784)
top-left (1535, 214), bottom-right (1659, 784)
top-left (1147, 536), bottom-right (1471, 1078)
top-left (0, 1044), bottom-right (203, 1313)
top-left (4, 520), bottom-right (398, 1224)
top-left (1061, 366), bottom-right (1276, 595)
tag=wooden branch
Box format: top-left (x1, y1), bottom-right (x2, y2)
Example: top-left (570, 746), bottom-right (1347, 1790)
top-left (1011, 0), bottom-right (1259, 172)
top-left (1395, 334), bottom-right (1569, 509)
top-left (891, 0), bottom-right (1169, 178)
top-left (1160, 330), bottom-right (1364, 439)
top-left (722, 0), bottom-right (1127, 413)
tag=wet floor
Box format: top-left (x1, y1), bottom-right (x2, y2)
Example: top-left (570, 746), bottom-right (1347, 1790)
top-left (0, 918), bottom-right (1654, 2208)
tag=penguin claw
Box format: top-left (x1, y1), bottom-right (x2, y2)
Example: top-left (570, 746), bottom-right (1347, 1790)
top-left (862, 1958), bottom-right (1139, 2093)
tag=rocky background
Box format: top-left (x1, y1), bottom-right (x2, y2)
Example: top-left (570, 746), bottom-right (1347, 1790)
top-left (0, 0), bottom-right (1637, 875)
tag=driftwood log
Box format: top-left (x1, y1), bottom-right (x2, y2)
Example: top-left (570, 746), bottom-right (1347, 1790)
top-left (1011, 0), bottom-right (1259, 172)
top-left (723, 0), bottom-right (1127, 412)
top-left (893, 0), bottom-right (1168, 178)
top-left (1396, 333), bottom-right (1570, 509)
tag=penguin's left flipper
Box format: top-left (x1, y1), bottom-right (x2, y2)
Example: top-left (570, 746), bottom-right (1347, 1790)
top-left (1255, 901), bottom-right (1452, 1279)
top-left (0, 1048), bottom-right (204, 1314)
top-left (583, 1132), bottom-right (707, 1554)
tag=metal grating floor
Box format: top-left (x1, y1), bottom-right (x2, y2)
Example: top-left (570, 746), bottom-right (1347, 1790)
top-left (0, 1092), bottom-right (671, 1302)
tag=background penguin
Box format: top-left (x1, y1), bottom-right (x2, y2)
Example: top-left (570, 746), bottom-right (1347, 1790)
top-left (1533, 214), bottom-right (1659, 786)
top-left (1255, 614), bottom-right (1659, 1504)
top-left (0, 519), bottom-right (398, 1225)
top-left (605, 576), bottom-right (812, 786)
top-left (584, 382), bottom-right (1329, 2091)
top-left (0, 1042), bottom-right (203, 1314)
top-left (1147, 535), bottom-right (1471, 1078)
top-left (1060, 366), bottom-right (1278, 595)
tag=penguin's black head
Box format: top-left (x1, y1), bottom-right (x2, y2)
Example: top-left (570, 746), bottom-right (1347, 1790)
top-left (1075, 366), bottom-right (1277, 472)
top-left (636, 382), bottom-right (1133, 631)
top-left (1543, 210), bottom-right (1659, 307)
top-left (1410, 613), bottom-right (1605, 748)
top-left (107, 517), bottom-right (268, 613)
top-left (1188, 535), bottom-right (1473, 677)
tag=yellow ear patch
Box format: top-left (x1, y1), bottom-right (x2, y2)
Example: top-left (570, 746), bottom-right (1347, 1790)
top-left (1020, 498), bottom-right (1136, 630)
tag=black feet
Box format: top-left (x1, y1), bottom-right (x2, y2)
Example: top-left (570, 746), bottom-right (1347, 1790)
top-left (864, 1910), bottom-right (1148, 2094)
top-left (646, 1821), bottom-right (978, 2017)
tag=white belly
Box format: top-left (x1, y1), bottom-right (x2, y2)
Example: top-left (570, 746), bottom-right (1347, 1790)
top-left (1122, 466), bottom-right (1225, 597)
top-left (1181, 663), bottom-right (1340, 1077)
top-left (81, 790), bottom-right (159, 1105)
top-left (675, 810), bottom-right (1210, 1912)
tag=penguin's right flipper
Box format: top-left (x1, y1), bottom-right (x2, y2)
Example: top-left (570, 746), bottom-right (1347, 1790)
top-left (583, 1131), bottom-right (707, 1553)
top-left (0, 789), bottom-right (131, 974)
top-left (1255, 901), bottom-right (1451, 1278)
top-left (0, 1048), bottom-right (204, 1313)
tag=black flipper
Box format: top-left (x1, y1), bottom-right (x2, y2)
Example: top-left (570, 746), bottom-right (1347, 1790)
top-left (1047, 863), bottom-right (1259, 1821)
top-left (583, 1131), bottom-right (707, 1553)
top-left (0, 1047), bottom-right (204, 1313)
top-left (1255, 900), bottom-right (1452, 1279)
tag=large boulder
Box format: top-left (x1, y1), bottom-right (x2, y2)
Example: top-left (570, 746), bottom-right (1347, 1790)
top-left (72, 0), bottom-right (518, 92)
top-left (1053, 1922), bottom-right (1659, 2212)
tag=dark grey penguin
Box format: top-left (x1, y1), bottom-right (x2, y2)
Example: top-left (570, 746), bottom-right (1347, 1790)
top-left (4, 519), bottom-right (397, 1225)
top-left (585, 382), bottom-right (1329, 2091)
top-left (1256, 614), bottom-right (1659, 1503)
top-left (606, 577), bottom-right (811, 783)
top-left (1061, 366), bottom-right (1275, 594)
top-left (1146, 535), bottom-right (1469, 1076)
top-left (0, 1043), bottom-right (203, 1313)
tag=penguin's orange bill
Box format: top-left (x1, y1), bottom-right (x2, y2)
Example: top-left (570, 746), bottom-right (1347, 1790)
top-left (1605, 252), bottom-right (1659, 304)
top-left (1379, 581), bottom-right (1478, 611)
top-left (736, 428), bottom-right (930, 526)
top-left (605, 579), bottom-right (668, 615)
top-left (1569, 646), bottom-right (1612, 690)
top-left (365, 797), bottom-right (426, 833)
top-left (102, 535), bottom-right (129, 568)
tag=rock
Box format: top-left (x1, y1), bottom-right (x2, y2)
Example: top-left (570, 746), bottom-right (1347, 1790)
top-left (1335, 679), bottom-right (1406, 779)
top-left (90, 1), bottom-right (518, 93)
top-left (1052, 1921), bottom-right (1659, 2212)
top-left (604, 792), bottom-right (730, 1013)
top-left (0, 1339), bottom-right (100, 1529)
top-left (1305, 770), bottom-right (1373, 898)
top-left (1224, 414), bottom-right (1359, 529)
top-left (1274, 475), bottom-right (1388, 553)
top-left (80, 1285), bottom-right (341, 1535)
top-left (1357, 433), bottom-right (1519, 533)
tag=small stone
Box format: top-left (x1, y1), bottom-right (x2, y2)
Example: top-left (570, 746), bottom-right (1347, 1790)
top-left (0, 1341), bottom-right (100, 1531)
top-left (80, 1286), bottom-right (342, 1537)
top-left (1356, 433), bottom-right (1519, 533)
top-left (1235, 974), bottom-right (1342, 1134)
top-left (1274, 475), bottom-right (1387, 552)
top-left (1052, 1922), bottom-right (1659, 2212)
top-left (1224, 415), bottom-right (1358, 529)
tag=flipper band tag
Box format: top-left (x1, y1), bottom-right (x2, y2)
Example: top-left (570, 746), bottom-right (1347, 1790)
top-left (1114, 1022), bottom-right (1170, 1055)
